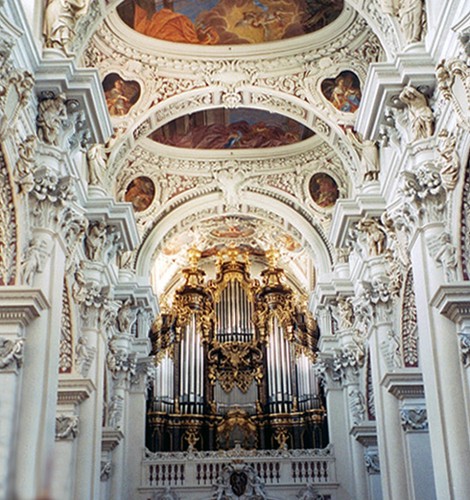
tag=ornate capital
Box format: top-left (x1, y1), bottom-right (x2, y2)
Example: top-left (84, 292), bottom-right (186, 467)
top-left (55, 414), bottom-right (79, 440)
top-left (400, 408), bottom-right (428, 431)
top-left (314, 340), bottom-right (364, 386)
top-left (0, 336), bottom-right (24, 371)
top-left (402, 164), bottom-right (447, 226)
top-left (355, 276), bottom-right (393, 327)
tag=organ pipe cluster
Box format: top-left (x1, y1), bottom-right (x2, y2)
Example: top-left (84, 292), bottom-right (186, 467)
top-left (148, 248), bottom-right (326, 452)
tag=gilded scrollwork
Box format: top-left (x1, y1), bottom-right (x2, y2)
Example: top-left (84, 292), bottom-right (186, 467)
top-left (208, 341), bottom-right (263, 393)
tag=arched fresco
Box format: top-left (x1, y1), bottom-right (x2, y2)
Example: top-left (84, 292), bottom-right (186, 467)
top-left (150, 108), bottom-right (315, 149)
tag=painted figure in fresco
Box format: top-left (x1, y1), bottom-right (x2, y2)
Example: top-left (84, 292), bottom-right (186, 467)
top-left (322, 72), bottom-right (362, 113)
top-left (118, 0), bottom-right (344, 45)
top-left (124, 176), bottom-right (156, 212)
top-left (103, 75), bottom-right (140, 117)
top-left (133, 0), bottom-right (219, 44)
top-left (150, 110), bottom-right (311, 150)
top-left (309, 173), bottom-right (339, 208)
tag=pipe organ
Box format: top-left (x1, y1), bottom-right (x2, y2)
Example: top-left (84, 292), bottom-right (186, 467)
top-left (148, 248), bottom-right (327, 452)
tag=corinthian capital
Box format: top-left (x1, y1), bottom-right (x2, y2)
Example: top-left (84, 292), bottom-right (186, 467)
top-left (356, 277), bottom-right (393, 328)
top-left (402, 164), bottom-right (447, 226)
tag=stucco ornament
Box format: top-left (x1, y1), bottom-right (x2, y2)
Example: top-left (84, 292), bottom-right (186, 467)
top-left (398, 85), bottom-right (434, 141)
top-left (86, 143), bottom-right (107, 186)
top-left (43, 0), bottom-right (90, 54)
top-left (37, 93), bottom-right (68, 146)
top-left (437, 129), bottom-right (460, 191)
top-left (348, 130), bottom-right (380, 182)
top-left (0, 337), bottom-right (24, 370)
top-left (55, 414), bottom-right (79, 440)
top-left (21, 237), bottom-right (49, 286)
top-left (349, 389), bottom-right (366, 425)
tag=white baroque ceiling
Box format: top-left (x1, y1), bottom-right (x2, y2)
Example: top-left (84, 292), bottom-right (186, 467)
top-left (77, 0), bottom-right (390, 299)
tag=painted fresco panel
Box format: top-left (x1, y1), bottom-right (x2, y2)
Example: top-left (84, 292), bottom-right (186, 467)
top-left (150, 108), bottom-right (314, 149)
top-left (117, 0), bottom-right (344, 45)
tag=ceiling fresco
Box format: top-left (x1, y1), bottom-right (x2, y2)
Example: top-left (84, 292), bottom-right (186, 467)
top-left (150, 108), bottom-right (315, 149)
top-left (320, 70), bottom-right (362, 113)
top-left (117, 0), bottom-right (344, 45)
top-left (102, 73), bottom-right (141, 117)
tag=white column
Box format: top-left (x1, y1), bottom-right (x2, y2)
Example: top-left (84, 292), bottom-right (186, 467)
top-left (15, 229), bottom-right (67, 499)
top-left (0, 289), bottom-right (48, 499)
top-left (408, 226), bottom-right (470, 498)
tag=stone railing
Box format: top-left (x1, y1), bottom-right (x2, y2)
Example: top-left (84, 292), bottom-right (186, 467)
top-left (141, 445), bottom-right (336, 491)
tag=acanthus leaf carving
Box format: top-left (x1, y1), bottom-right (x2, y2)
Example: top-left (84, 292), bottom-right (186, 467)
top-left (401, 269), bottom-right (419, 367)
top-left (402, 164), bottom-right (447, 226)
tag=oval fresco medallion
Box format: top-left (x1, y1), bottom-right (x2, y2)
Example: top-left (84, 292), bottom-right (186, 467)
top-left (102, 73), bottom-right (141, 117)
top-left (117, 0), bottom-right (344, 45)
top-left (320, 70), bottom-right (361, 113)
top-left (309, 172), bottom-right (339, 208)
top-left (124, 176), bottom-right (155, 212)
top-left (150, 108), bottom-right (314, 149)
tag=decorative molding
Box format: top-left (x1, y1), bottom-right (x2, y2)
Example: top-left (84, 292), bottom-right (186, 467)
top-left (101, 428), bottom-right (124, 453)
top-left (0, 288), bottom-right (49, 327)
top-left (381, 370), bottom-right (424, 400)
top-left (0, 148), bottom-right (17, 286)
top-left (436, 58), bottom-right (470, 131)
top-left (57, 377), bottom-right (95, 406)
top-left (144, 444), bottom-right (333, 461)
top-left (350, 424), bottom-right (377, 447)
top-left (401, 269), bottom-right (419, 367)
top-left (400, 408), bottom-right (428, 432)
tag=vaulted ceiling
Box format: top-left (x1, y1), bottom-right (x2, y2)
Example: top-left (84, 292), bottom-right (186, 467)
top-left (76, 0), bottom-right (393, 300)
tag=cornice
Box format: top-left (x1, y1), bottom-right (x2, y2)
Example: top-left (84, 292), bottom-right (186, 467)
top-left (85, 189), bottom-right (140, 252)
top-left (431, 283), bottom-right (470, 324)
top-left (350, 424), bottom-right (378, 447)
top-left (102, 428), bottom-right (124, 452)
top-left (0, 288), bottom-right (49, 327)
top-left (381, 369), bottom-right (424, 400)
top-left (57, 377), bottom-right (96, 406)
